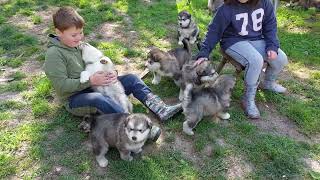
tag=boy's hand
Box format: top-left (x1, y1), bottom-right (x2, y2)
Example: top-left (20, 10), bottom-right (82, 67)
top-left (194, 57), bottom-right (208, 66)
top-left (267, 50), bottom-right (277, 60)
top-left (89, 71), bottom-right (118, 86)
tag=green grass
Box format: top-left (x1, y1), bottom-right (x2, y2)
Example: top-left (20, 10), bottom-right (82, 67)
top-left (98, 41), bottom-right (142, 64)
top-left (0, 81), bottom-right (28, 93)
top-left (0, 0), bottom-right (319, 179)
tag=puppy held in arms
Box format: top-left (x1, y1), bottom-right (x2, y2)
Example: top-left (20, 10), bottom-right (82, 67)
top-left (79, 43), bottom-right (132, 113)
top-left (178, 10), bottom-right (200, 49)
top-left (182, 75), bottom-right (236, 136)
top-left (89, 113), bottom-right (154, 167)
top-left (145, 38), bottom-right (191, 86)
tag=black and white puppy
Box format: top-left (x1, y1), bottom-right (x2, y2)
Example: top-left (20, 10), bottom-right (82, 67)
top-left (182, 75), bottom-right (236, 136)
top-left (145, 38), bottom-right (191, 86)
top-left (177, 10), bottom-right (200, 49)
top-left (90, 113), bottom-right (153, 167)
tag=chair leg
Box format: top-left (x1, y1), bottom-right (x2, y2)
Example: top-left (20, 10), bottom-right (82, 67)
top-left (216, 57), bottom-right (227, 74)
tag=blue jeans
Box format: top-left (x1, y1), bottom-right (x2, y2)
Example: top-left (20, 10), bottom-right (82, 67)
top-left (69, 74), bottom-right (151, 114)
top-left (225, 40), bottom-right (288, 86)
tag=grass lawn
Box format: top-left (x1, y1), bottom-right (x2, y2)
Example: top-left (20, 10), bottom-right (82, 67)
top-left (0, 0), bottom-right (319, 179)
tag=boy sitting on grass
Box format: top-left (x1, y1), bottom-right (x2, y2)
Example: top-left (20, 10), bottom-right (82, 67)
top-left (44, 7), bottom-right (182, 141)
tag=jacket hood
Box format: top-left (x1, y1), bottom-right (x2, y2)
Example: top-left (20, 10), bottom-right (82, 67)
top-left (47, 34), bottom-right (79, 52)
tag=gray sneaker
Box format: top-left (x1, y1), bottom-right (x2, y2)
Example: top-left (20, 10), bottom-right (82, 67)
top-left (261, 81), bottom-right (287, 93)
top-left (149, 126), bottom-right (161, 142)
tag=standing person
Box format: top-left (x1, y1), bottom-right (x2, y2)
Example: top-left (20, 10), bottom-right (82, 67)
top-left (44, 7), bottom-right (182, 141)
top-left (195, 0), bottom-right (288, 119)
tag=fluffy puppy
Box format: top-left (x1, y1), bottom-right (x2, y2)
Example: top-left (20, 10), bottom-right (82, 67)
top-left (178, 10), bottom-right (200, 49)
top-left (180, 60), bottom-right (219, 100)
top-left (90, 113), bottom-right (153, 167)
top-left (145, 38), bottom-right (191, 86)
top-left (79, 43), bottom-right (132, 113)
top-left (182, 75), bottom-right (236, 136)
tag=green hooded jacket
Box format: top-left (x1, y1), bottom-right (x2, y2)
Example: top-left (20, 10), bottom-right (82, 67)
top-left (44, 34), bottom-right (96, 116)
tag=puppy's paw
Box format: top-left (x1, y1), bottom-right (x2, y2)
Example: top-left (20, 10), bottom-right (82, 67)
top-left (80, 71), bottom-right (90, 83)
top-left (133, 148), bottom-right (142, 154)
top-left (96, 156), bottom-right (108, 167)
top-left (189, 38), bottom-right (196, 44)
top-left (152, 77), bottom-right (160, 85)
top-left (120, 152), bottom-right (133, 161)
top-left (218, 112), bottom-right (230, 120)
top-left (183, 121), bottom-right (194, 136)
top-left (178, 41), bottom-right (183, 45)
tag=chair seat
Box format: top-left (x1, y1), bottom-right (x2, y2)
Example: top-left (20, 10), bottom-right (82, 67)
top-left (216, 50), bottom-right (244, 75)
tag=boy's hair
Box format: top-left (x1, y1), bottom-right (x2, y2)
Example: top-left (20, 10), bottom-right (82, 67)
top-left (224, 0), bottom-right (260, 7)
top-left (53, 7), bottom-right (85, 32)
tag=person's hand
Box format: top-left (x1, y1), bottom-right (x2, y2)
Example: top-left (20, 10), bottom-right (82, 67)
top-left (89, 71), bottom-right (117, 86)
top-left (194, 57), bottom-right (208, 66)
top-left (267, 50), bottom-right (277, 60)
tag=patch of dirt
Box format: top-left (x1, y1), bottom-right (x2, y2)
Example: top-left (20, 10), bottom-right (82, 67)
top-left (14, 141), bottom-right (29, 158)
top-left (44, 165), bottom-right (73, 179)
top-left (226, 155), bottom-right (254, 179)
top-left (252, 103), bottom-right (317, 144)
top-left (7, 7), bottom-right (57, 43)
top-left (304, 158), bottom-right (320, 173)
top-left (0, 91), bottom-right (20, 101)
top-left (19, 60), bottom-right (43, 76)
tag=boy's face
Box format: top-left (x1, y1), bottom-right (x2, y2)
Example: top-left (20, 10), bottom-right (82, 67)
top-left (56, 26), bottom-right (84, 48)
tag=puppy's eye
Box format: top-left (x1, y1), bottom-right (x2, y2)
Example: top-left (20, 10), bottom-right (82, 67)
top-left (130, 128), bottom-right (134, 131)
top-left (139, 129), bottom-right (143, 132)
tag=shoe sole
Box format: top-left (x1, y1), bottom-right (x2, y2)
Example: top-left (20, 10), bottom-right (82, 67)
top-left (240, 101), bottom-right (260, 119)
top-left (161, 107), bottom-right (182, 122)
top-left (151, 128), bottom-right (161, 142)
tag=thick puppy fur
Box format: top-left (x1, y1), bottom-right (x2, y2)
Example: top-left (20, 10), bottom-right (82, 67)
top-left (89, 113), bottom-right (153, 167)
top-left (79, 43), bottom-right (132, 113)
top-left (145, 38), bottom-right (191, 86)
top-left (178, 10), bottom-right (201, 49)
top-left (182, 75), bottom-right (236, 136)
top-left (180, 60), bottom-right (219, 101)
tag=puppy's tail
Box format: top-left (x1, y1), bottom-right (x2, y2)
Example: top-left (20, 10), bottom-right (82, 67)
top-left (182, 38), bottom-right (191, 54)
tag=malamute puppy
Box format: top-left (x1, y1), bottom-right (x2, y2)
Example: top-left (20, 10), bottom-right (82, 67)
top-left (182, 75), bottom-right (236, 136)
top-left (177, 10), bottom-right (200, 49)
top-left (180, 60), bottom-right (219, 100)
top-left (90, 113), bottom-right (154, 167)
top-left (79, 43), bottom-right (132, 113)
top-left (145, 38), bottom-right (191, 86)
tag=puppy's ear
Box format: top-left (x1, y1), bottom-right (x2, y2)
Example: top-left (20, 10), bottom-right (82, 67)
top-left (124, 115), bottom-right (131, 127)
top-left (146, 117), bottom-right (153, 129)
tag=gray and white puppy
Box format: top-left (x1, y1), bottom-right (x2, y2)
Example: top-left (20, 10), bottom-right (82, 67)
top-left (145, 38), bottom-right (191, 86)
top-left (90, 113), bottom-right (153, 167)
top-left (182, 75), bottom-right (236, 136)
top-left (178, 10), bottom-right (200, 48)
top-left (180, 60), bottom-right (219, 100)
